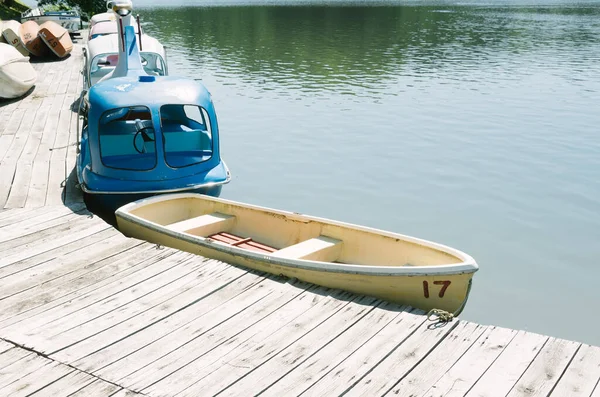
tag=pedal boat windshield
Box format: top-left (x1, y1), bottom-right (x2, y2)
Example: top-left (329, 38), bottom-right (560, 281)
top-left (79, 75), bottom-right (230, 195)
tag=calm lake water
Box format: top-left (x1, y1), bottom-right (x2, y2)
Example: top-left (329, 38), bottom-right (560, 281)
top-left (135, 0), bottom-right (600, 345)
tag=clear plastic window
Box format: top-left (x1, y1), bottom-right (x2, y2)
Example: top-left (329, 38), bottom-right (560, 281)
top-left (141, 53), bottom-right (166, 76)
top-left (99, 106), bottom-right (157, 170)
top-left (90, 53), bottom-right (166, 86)
top-left (160, 104), bottom-right (213, 168)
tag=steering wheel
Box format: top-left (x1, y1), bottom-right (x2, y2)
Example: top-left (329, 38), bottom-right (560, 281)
top-left (133, 120), bottom-right (155, 154)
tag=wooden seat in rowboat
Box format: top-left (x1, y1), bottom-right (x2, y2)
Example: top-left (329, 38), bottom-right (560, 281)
top-left (165, 212), bottom-right (234, 236)
top-left (272, 236), bottom-right (342, 262)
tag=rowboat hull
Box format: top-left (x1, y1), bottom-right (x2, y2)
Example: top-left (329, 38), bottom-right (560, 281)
top-left (1, 20), bottom-right (28, 56)
top-left (0, 43), bottom-right (37, 99)
top-left (19, 21), bottom-right (48, 57)
top-left (38, 21), bottom-right (73, 58)
top-left (116, 193), bottom-right (478, 314)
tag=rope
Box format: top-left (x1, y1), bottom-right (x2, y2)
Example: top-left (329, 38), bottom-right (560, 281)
top-left (49, 142), bottom-right (78, 151)
top-left (426, 278), bottom-right (473, 328)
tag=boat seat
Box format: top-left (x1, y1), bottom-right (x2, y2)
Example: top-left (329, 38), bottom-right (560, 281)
top-left (272, 235), bottom-right (342, 262)
top-left (165, 212), bottom-right (235, 237)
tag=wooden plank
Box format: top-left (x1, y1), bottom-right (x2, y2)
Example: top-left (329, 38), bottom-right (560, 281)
top-left (382, 322), bottom-right (487, 396)
top-left (0, 203), bottom-right (81, 229)
top-left (0, 221), bottom-right (110, 283)
top-left (45, 108), bottom-right (72, 206)
top-left (2, 112), bottom-right (35, 165)
top-left (113, 278), bottom-right (312, 391)
top-left (109, 389), bottom-right (143, 397)
top-left (342, 320), bottom-right (473, 396)
top-left (0, 340), bottom-right (13, 354)
top-left (26, 107), bottom-right (60, 208)
top-left (4, 163), bottom-right (33, 208)
top-left (0, 244), bottom-right (170, 330)
top-left (79, 268), bottom-right (277, 377)
top-left (0, 135), bottom-right (14, 161)
top-left (0, 218), bottom-right (109, 269)
top-left (53, 261), bottom-right (251, 364)
top-left (0, 162), bottom-right (16, 208)
top-left (0, 232), bottom-right (135, 300)
top-left (140, 288), bottom-right (359, 396)
top-left (64, 109), bottom-right (82, 205)
top-left (592, 380), bottom-right (600, 397)
top-left (212, 295), bottom-right (383, 396)
top-left (67, 379), bottom-right (121, 397)
top-left (301, 310), bottom-right (430, 396)
top-left (2, 251), bottom-right (190, 345)
top-left (465, 331), bottom-right (550, 397)
top-left (40, 256), bottom-right (223, 356)
top-left (417, 326), bottom-right (518, 397)
top-left (0, 108), bottom-right (25, 139)
top-left (550, 344), bottom-right (600, 397)
top-left (505, 338), bottom-right (580, 397)
top-left (0, 353), bottom-right (50, 389)
top-left (24, 370), bottom-right (96, 396)
top-left (0, 205), bottom-right (88, 243)
top-left (258, 303), bottom-right (410, 396)
top-left (0, 362), bottom-right (73, 397)
top-left (0, 348), bottom-right (32, 371)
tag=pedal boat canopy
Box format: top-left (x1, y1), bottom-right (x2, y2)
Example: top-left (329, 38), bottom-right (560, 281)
top-left (79, 74), bottom-right (230, 195)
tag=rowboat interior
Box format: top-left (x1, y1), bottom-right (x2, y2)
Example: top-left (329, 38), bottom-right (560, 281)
top-left (126, 195), bottom-right (465, 268)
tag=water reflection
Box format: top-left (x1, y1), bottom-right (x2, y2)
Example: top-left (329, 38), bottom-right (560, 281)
top-left (135, 2), bottom-right (600, 345)
top-left (138, 4), bottom-right (600, 100)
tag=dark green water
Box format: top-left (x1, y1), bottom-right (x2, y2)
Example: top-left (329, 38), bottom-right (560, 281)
top-left (135, 0), bottom-right (600, 345)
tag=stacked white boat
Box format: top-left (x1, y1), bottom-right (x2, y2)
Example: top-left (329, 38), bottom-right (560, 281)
top-left (0, 42), bottom-right (37, 99)
top-left (0, 12), bottom-right (77, 99)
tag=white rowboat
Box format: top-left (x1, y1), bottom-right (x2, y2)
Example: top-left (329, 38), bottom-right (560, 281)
top-left (116, 193), bottom-right (479, 314)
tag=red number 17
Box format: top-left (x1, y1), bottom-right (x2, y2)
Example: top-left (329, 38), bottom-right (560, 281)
top-left (423, 280), bottom-right (451, 298)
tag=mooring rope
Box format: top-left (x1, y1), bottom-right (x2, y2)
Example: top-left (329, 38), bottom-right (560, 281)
top-left (426, 278), bottom-right (473, 326)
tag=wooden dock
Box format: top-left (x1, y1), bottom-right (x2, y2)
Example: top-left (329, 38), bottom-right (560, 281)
top-left (0, 40), bottom-right (599, 397)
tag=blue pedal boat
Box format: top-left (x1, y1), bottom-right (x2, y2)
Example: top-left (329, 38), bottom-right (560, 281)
top-left (77, 1), bottom-right (230, 207)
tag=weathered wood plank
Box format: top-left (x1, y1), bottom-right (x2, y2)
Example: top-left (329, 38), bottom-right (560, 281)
top-left (80, 268), bottom-right (275, 377)
top-left (67, 379), bottom-right (121, 397)
top-left (25, 107), bottom-right (60, 208)
top-left (550, 344), bottom-right (600, 397)
top-left (2, 251), bottom-right (189, 344)
top-left (259, 301), bottom-right (409, 396)
top-left (214, 295), bottom-right (383, 397)
top-left (0, 204), bottom-right (84, 228)
top-left (40, 256), bottom-right (222, 356)
top-left (0, 362), bottom-right (73, 397)
top-left (54, 261), bottom-right (250, 364)
top-left (505, 338), bottom-right (580, 397)
top-left (382, 322), bottom-right (487, 396)
top-left (0, 244), bottom-right (169, 330)
top-left (0, 222), bottom-right (110, 284)
top-left (24, 369), bottom-right (95, 396)
top-left (0, 340), bottom-right (13, 354)
top-left (418, 326), bottom-right (517, 397)
top-left (0, 352), bottom-right (50, 389)
top-left (0, 205), bottom-right (87, 243)
top-left (0, 348), bottom-right (32, 371)
top-left (141, 289), bottom-right (358, 396)
top-left (592, 380), bottom-right (600, 397)
top-left (0, 232), bottom-right (134, 300)
top-left (465, 331), bottom-right (550, 397)
top-left (45, 108), bottom-right (72, 206)
top-left (109, 389), bottom-right (144, 397)
top-left (115, 278), bottom-right (312, 391)
top-left (301, 310), bottom-right (430, 396)
top-left (0, 218), bottom-right (109, 269)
